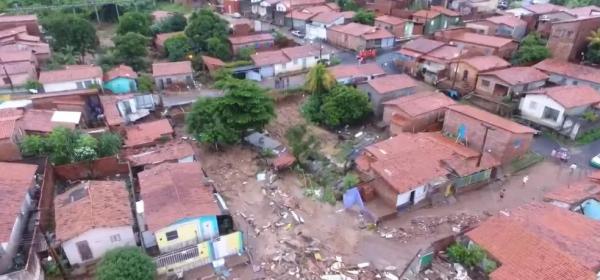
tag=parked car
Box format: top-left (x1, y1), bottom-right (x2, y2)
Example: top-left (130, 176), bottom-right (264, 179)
top-left (590, 153), bottom-right (600, 168)
top-left (291, 30), bottom-right (305, 38)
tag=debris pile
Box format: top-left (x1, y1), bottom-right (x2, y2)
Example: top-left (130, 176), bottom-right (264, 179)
top-left (377, 213), bottom-right (481, 242)
top-left (418, 259), bottom-right (472, 280)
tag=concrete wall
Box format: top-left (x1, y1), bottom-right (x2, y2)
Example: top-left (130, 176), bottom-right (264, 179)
top-left (306, 17), bottom-right (344, 40)
top-left (42, 78), bottom-right (102, 93)
top-left (546, 73), bottom-right (600, 90)
top-left (384, 105), bottom-right (447, 134)
top-left (476, 75), bottom-right (545, 97)
top-left (0, 193), bottom-right (32, 274)
top-left (231, 39), bottom-right (274, 54)
top-left (155, 73), bottom-right (193, 90)
top-left (548, 17), bottom-right (600, 62)
top-left (327, 29), bottom-right (366, 51)
top-left (358, 84), bottom-right (417, 116)
top-left (62, 227), bottom-right (135, 265)
top-left (443, 110), bottom-right (533, 163)
top-left (155, 216), bottom-right (219, 253)
top-left (519, 94), bottom-right (565, 128)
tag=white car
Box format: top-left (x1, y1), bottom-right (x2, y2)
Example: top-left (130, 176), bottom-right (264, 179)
top-left (591, 153), bottom-right (600, 168)
top-left (291, 30), bottom-right (305, 38)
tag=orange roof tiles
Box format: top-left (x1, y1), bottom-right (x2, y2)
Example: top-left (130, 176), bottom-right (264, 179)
top-left (228, 33), bottom-right (274, 45)
top-left (54, 180), bottom-right (133, 242)
top-left (366, 74), bottom-right (417, 94)
top-left (523, 3), bottom-right (565, 14)
top-left (480, 66), bottom-right (548, 85)
top-left (0, 162), bottom-right (37, 241)
top-left (466, 202), bottom-right (600, 280)
top-left (99, 94), bottom-right (132, 126)
top-left (530, 85), bottom-right (600, 109)
top-left (568, 5), bottom-right (600, 17)
top-left (0, 15), bottom-right (38, 23)
top-left (383, 91), bottom-right (456, 117)
top-left (124, 119), bottom-right (173, 148)
top-left (39, 65), bottom-right (102, 84)
top-left (282, 44), bottom-right (320, 59)
top-left (328, 63), bottom-right (385, 79)
top-left (251, 50), bottom-right (290, 67)
top-left (449, 32), bottom-right (515, 48)
top-left (311, 11), bottom-right (344, 23)
top-left (286, 5), bottom-right (332, 20)
top-left (362, 28), bottom-right (394, 40)
top-left (485, 15), bottom-right (526, 28)
top-left (376, 15), bottom-right (408, 25)
top-left (422, 45), bottom-right (464, 63)
top-left (104, 64), bottom-right (137, 82)
top-left (21, 109), bottom-right (78, 133)
top-left (534, 59), bottom-right (600, 84)
top-left (447, 105), bottom-right (537, 134)
top-left (544, 179), bottom-right (600, 205)
top-left (152, 61), bottom-right (193, 77)
top-left (430, 5), bottom-right (460, 16)
top-left (401, 38), bottom-right (446, 55)
top-left (412, 10), bottom-right (442, 19)
top-left (138, 162), bottom-right (221, 231)
top-left (126, 141), bottom-right (195, 167)
top-left (329, 22), bottom-right (380, 37)
top-left (460, 55), bottom-right (510, 71)
top-left (201, 55), bottom-right (226, 68)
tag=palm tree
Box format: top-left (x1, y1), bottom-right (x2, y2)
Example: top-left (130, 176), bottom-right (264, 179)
top-left (304, 63), bottom-right (335, 95)
top-left (587, 29), bottom-right (600, 47)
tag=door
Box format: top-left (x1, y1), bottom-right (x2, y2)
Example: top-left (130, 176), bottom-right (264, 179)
top-left (76, 240), bottom-right (93, 261)
top-left (202, 220), bottom-right (215, 239)
top-left (409, 190), bottom-right (415, 204)
top-left (462, 70), bottom-right (468, 81)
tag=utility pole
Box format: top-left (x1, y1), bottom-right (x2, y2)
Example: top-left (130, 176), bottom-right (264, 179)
top-left (0, 57), bottom-right (14, 93)
top-left (450, 46), bottom-right (463, 89)
top-left (41, 228), bottom-right (68, 279)
top-left (477, 123), bottom-right (495, 167)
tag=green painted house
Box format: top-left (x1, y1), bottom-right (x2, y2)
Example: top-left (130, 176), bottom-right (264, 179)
top-left (412, 6), bottom-right (461, 35)
top-left (104, 64), bottom-right (138, 94)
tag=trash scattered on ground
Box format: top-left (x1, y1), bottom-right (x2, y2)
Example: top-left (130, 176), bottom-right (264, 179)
top-left (376, 213), bottom-right (481, 243)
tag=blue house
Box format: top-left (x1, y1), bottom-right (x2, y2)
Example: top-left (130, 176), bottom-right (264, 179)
top-left (104, 64), bottom-right (138, 94)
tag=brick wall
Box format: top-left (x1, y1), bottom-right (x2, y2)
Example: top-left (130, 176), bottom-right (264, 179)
top-left (39, 160), bottom-right (55, 232)
top-left (327, 29), bottom-right (365, 51)
top-left (53, 156), bottom-right (130, 181)
top-left (442, 110), bottom-right (532, 163)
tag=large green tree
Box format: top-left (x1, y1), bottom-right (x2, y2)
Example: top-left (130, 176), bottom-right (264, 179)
top-left (305, 64), bottom-right (336, 96)
top-left (164, 34), bottom-right (192, 61)
top-left (586, 28), bottom-right (600, 64)
top-left (185, 9), bottom-right (229, 53)
top-left (321, 85), bottom-right (372, 127)
top-left (113, 32), bottom-right (150, 71)
top-left (96, 247), bottom-right (156, 280)
top-left (512, 32), bottom-right (551, 65)
top-left (41, 14), bottom-right (98, 60)
top-left (154, 13), bottom-right (187, 34)
top-left (353, 9), bottom-right (375, 25)
top-left (285, 124), bottom-right (320, 163)
top-left (206, 37), bottom-right (232, 61)
top-left (187, 78), bottom-right (275, 149)
top-left (117, 12), bottom-right (152, 36)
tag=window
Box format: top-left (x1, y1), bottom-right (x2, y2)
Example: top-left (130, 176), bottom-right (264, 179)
top-left (542, 106), bottom-right (560, 122)
top-left (76, 81), bottom-right (84, 89)
top-left (572, 80), bottom-right (578, 85)
top-left (110, 234), bottom-right (121, 243)
top-left (481, 79), bottom-right (490, 87)
top-left (84, 80), bottom-right (93, 88)
top-left (529, 101), bottom-right (538, 110)
top-left (76, 241), bottom-right (93, 261)
top-left (165, 230), bottom-right (179, 241)
top-left (166, 78), bottom-right (172, 85)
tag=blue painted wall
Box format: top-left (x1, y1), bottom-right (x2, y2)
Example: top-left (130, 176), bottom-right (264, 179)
top-left (104, 77), bottom-right (137, 94)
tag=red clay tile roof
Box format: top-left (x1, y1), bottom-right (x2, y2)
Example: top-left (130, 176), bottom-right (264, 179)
top-left (325, 2), bottom-right (340, 10)
top-left (39, 65), bottom-right (102, 84)
top-left (523, 3), bottom-right (565, 14)
top-left (422, 45), bottom-right (464, 63)
top-left (401, 38), bottom-right (446, 55)
top-left (361, 28), bottom-right (394, 40)
top-left (152, 61), bottom-right (193, 77)
top-left (201, 55), bottom-right (226, 67)
top-left (286, 5), bottom-right (332, 20)
top-left (328, 63), bottom-right (385, 79)
top-left (430, 5), bottom-right (460, 16)
top-left (228, 33), bottom-right (274, 45)
top-left (568, 5), bottom-right (600, 17)
top-left (480, 66), bottom-right (548, 85)
top-left (251, 49), bottom-right (290, 66)
top-left (447, 104), bottom-right (537, 134)
top-left (99, 94), bottom-right (132, 126)
top-left (360, 132), bottom-right (495, 193)
top-left (0, 26), bottom-right (27, 40)
top-left (544, 179), bottom-right (600, 204)
top-left (127, 141), bottom-right (195, 167)
top-left (155, 31), bottom-right (183, 47)
top-left (282, 44), bottom-right (320, 59)
top-left (0, 162), bottom-right (37, 241)
top-left (54, 180), bottom-right (133, 242)
top-left (460, 55), bottom-right (510, 71)
top-left (383, 91), bottom-right (456, 117)
top-left (534, 59), bottom-right (600, 84)
top-left (0, 109), bottom-right (22, 139)
top-left (366, 74), bottom-right (417, 94)
top-left (341, 11), bottom-right (356, 19)
top-left (0, 50), bottom-right (34, 63)
top-left (485, 15), bottom-right (526, 28)
top-left (311, 11), bottom-right (344, 24)
top-left (466, 202), bottom-right (600, 280)
top-left (412, 10), bottom-right (442, 18)
top-left (329, 22), bottom-right (377, 36)
top-left (529, 85), bottom-right (600, 109)
top-left (21, 109), bottom-right (79, 133)
top-left (449, 32), bottom-right (515, 48)
top-left (589, 170), bottom-right (600, 181)
top-left (124, 119), bottom-right (173, 148)
top-left (138, 162), bottom-right (221, 231)
top-left (0, 15), bottom-right (38, 23)
top-left (104, 64), bottom-right (138, 82)
top-left (376, 15), bottom-right (408, 25)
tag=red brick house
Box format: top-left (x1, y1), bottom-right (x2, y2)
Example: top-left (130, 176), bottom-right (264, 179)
top-left (475, 66), bottom-right (548, 98)
top-left (434, 28), bottom-right (518, 59)
top-left (383, 91), bottom-right (456, 134)
top-left (446, 55), bottom-right (510, 93)
top-left (442, 104), bottom-right (537, 163)
top-left (327, 22), bottom-right (395, 51)
top-left (124, 119), bottom-right (174, 148)
top-left (374, 15), bottom-right (413, 39)
top-left (547, 16), bottom-right (600, 62)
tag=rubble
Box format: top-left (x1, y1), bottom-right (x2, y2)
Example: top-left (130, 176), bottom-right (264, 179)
top-left (376, 213), bottom-right (481, 243)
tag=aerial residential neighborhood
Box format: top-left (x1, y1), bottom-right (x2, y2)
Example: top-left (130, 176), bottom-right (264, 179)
top-left (2, 0), bottom-right (600, 279)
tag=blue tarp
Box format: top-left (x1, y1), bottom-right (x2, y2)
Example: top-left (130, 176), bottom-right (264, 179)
top-left (343, 187), bottom-right (365, 210)
top-left (582, 199), bottom-right (600, 221)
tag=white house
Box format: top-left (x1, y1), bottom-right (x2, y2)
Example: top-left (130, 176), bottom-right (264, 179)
top-left (54, 180), bottom-right (135, 265)
top-left (306, 11), bottom-right (344, 40)
top-left (250, 44), bottom-right (331, 80)
top-left (0, 162), bottom-right (37, 274)
top-left (519, 85), bottom-right (600, 139)
top-left (39, 65), bottom-right (103, 93)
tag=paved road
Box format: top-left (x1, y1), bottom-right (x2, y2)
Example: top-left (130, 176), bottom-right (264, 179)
top-left (530, 134), bottom-right (600, 169)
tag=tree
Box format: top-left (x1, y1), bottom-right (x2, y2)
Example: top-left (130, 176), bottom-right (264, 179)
top-left (45, 46), bottom-right (77, 70)
top-left (154, 13), bottom-right (187, 33)
top-left (117, 12), bottom-right (152, 36)
top-left (585, 28), bottom-right (600, 64)
top-left (45, 127), bottom-right (79, 165)
top-left (285, 124), bottom-right (320, 163)
top-left (113, 32), bottom-right (150, 71)
top-left (20, 135), bottom-right (46, 157)
top-left (164, 34), bottom-right (192, 61)
top-left (41, 14), bottom-right (98, 60)
top-left (304, 64), bottom-right (336, 96)
top-left (96, 247), bottom-right (156, 280)
top-left (185, 9), bottom-right (229, 52)
top-left (321, 85), bottom-right (371, 127)
top-left (137, 74), bottom-right (154, 92)
top-left (353, 9), bottom-right (375, 25)
top-left (206, 37), bottom-right (232, 61)
top-left (238, 46), bottom-right (256, 60)
top-left (512, 32), bottom-right (551, 65)
top-left (187, 78), bottom-right (275, 149)
top-left (337, 0), bottom-right (359, 11)
top-left (97, 133), bottom-right (122, 157)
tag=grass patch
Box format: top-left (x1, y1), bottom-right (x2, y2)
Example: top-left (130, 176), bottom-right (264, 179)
top-left (509, 151), bottom-right (544, 173)
top-left (155, 2), bottom-right (189, 14)
top-left (576, 128), bottom-right (600, 145)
